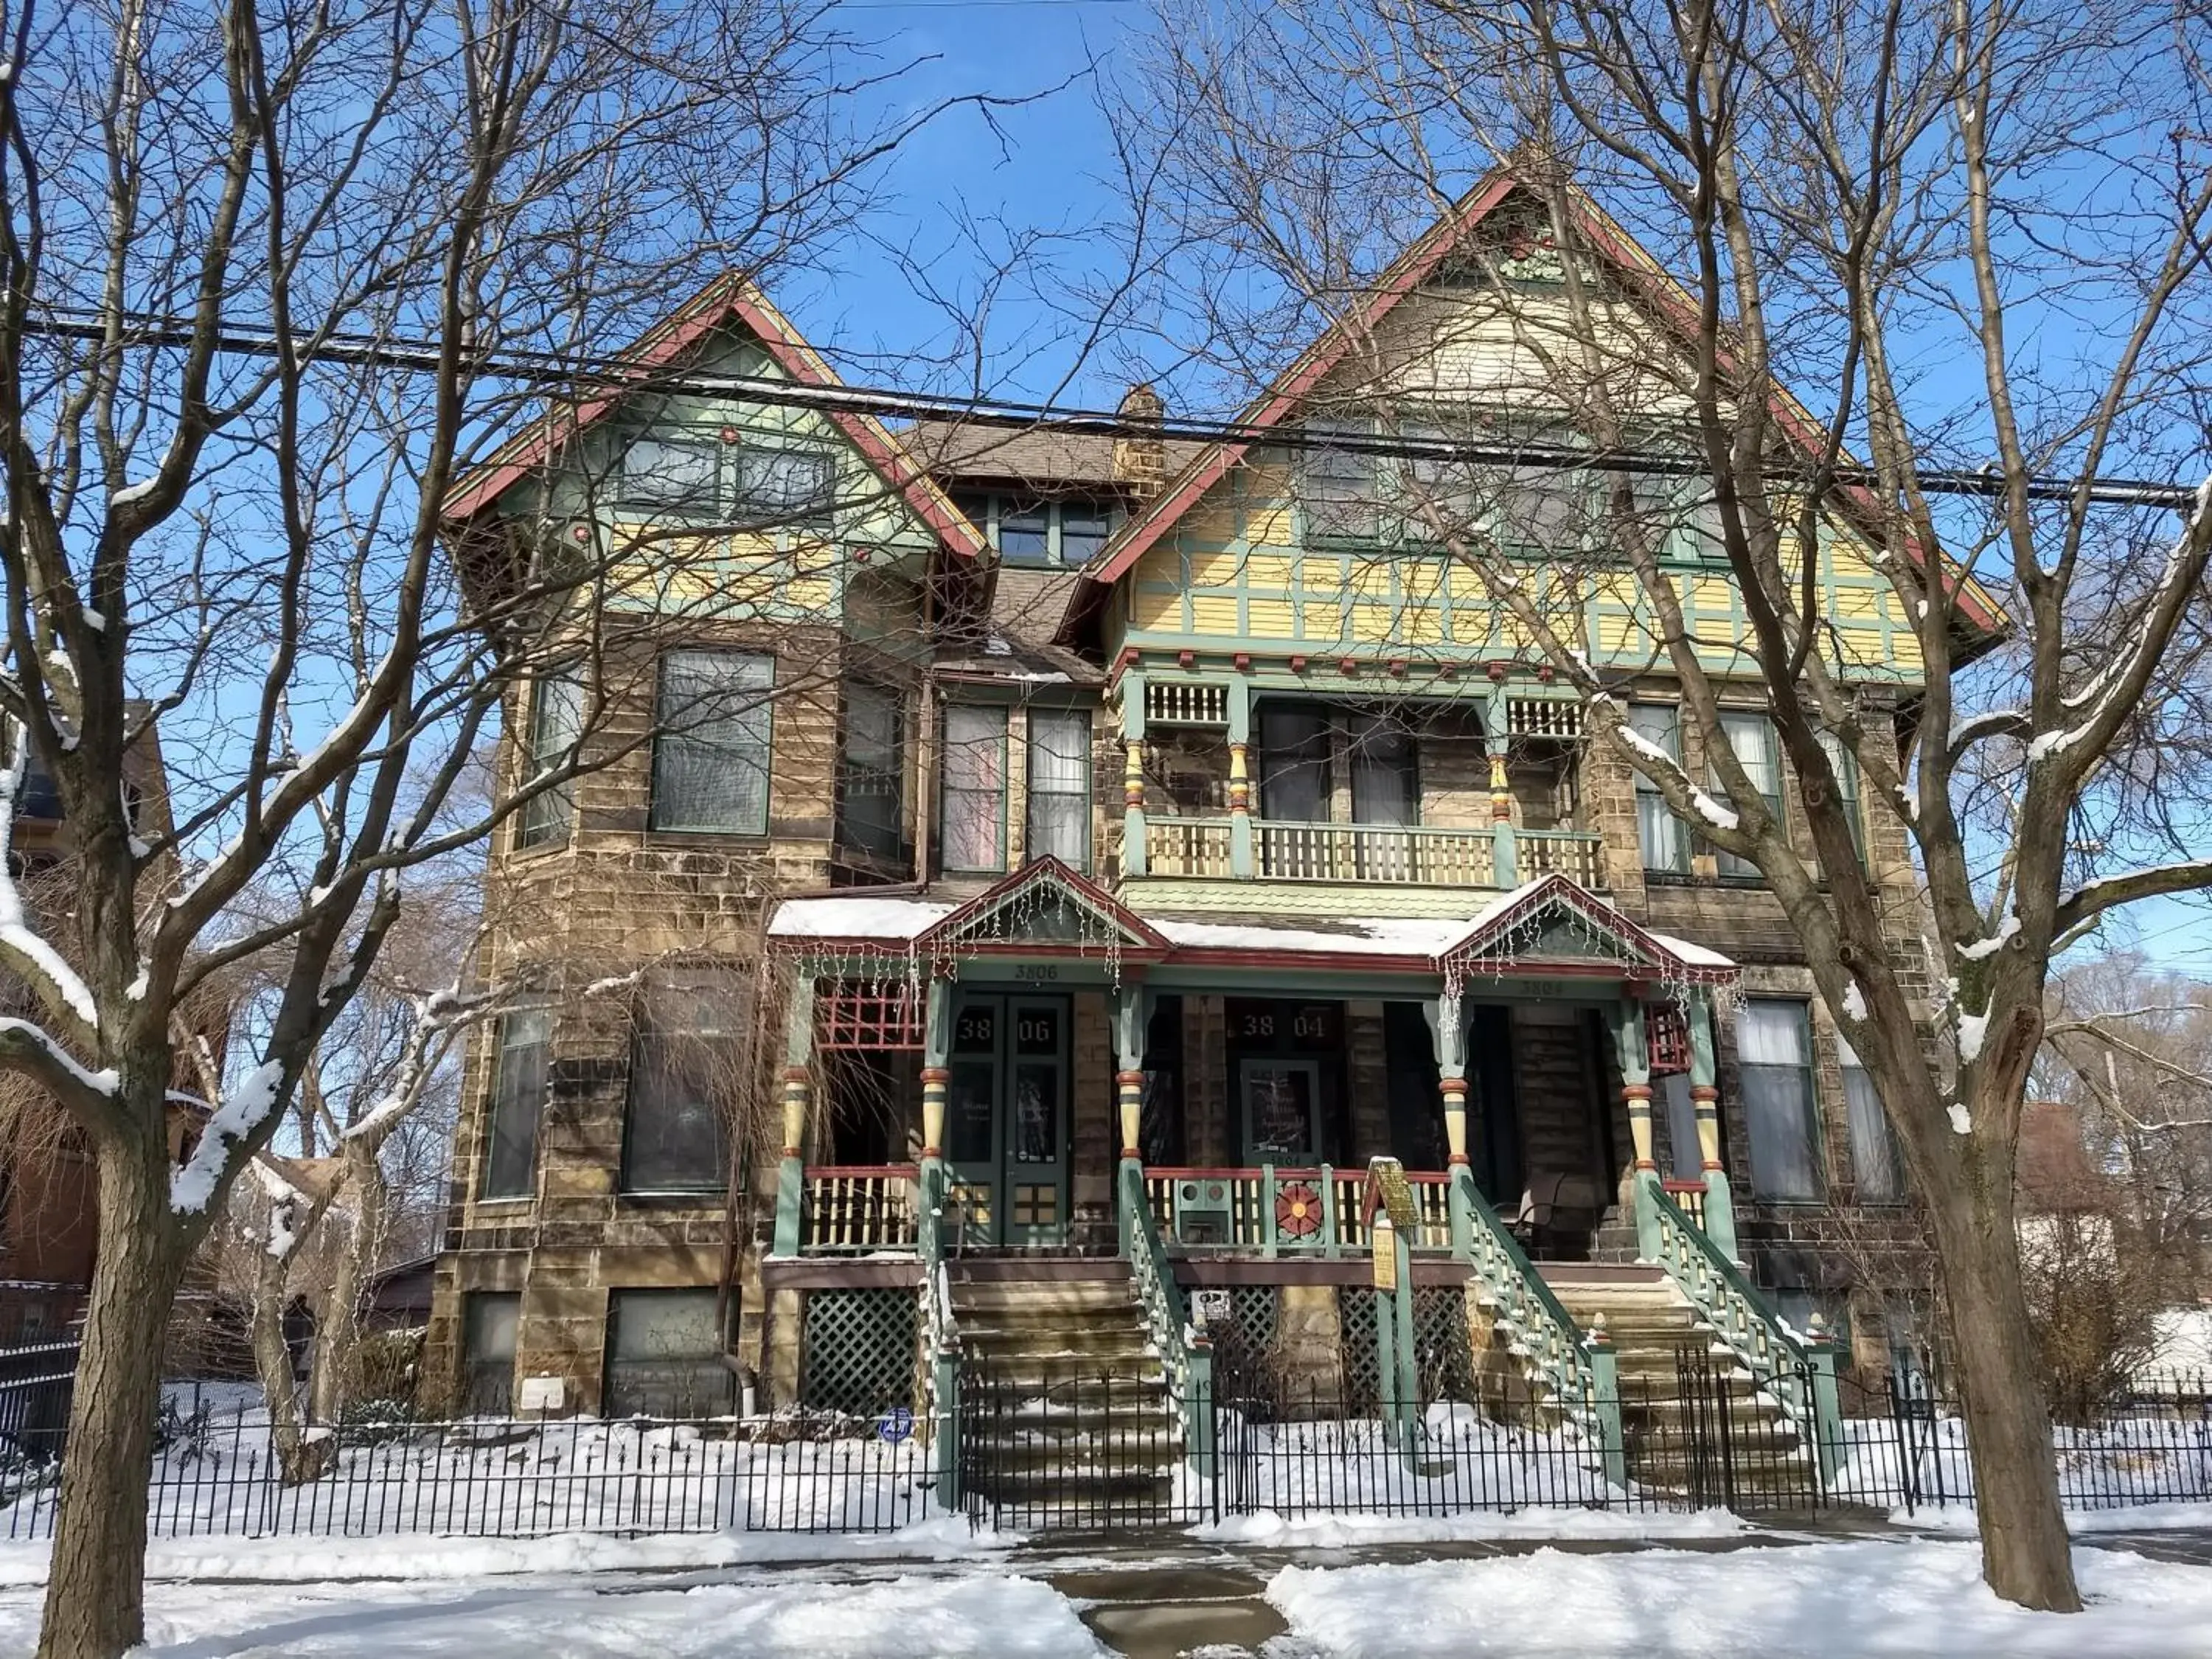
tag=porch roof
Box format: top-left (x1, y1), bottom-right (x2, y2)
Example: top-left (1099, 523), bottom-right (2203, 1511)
top-left (768, 870), bottom-right (1739, 985)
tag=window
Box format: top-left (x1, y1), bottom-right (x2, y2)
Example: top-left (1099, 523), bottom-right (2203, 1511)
top-left (4, 720), bottom-right (62, 822)
top-left (1240, 1058), bottom-right (1322, 1163)
top-left (651, 651), bottom-right (773, 834)
top-left (603, 1288), bottom-right (733, 1419)
top-left (1714, 712), bottom-right (1781, 878)
top-left (517, 673), bottom-right (581, 850)
top-left (1058, 504), bottom-right (1113, 565)
top-left (479, 1009), bottom-right (551, 1200)
top-left (1300, 420), bottom-right (1381, 538)
top-left (1399, 421), bottom-right (1479, 532)
top-left (1629, 703), bottom-right (1688, 873)
top-left (838, 681), bottom-right (905, 860)
top-left (998, 501), bottom-right (1051, 560)
top-left (733, 447), bottom-right (833, 526)
top-left (1837, 1031), bottom-right (1905, 1202)
top-left (1818, 731), bottom-right (1865, 866)
top-left (621, 437), bottom-right (720, 512)
top-left (1258, 708), bottom-right (1330, 821)
top-left (1026, 710), bottom-right (1091, 869)
top-left (461, 1292), bottom-right (521, 1414)
top-left (1486, 463), bottom-right (1586, 552)
top-left (623, 976), bottom-right (737, 1194)
top-left (1738, 1000), bottom-right (1823, 1200)
top-left (1347, 715), bottom-right (1416, 827)
top-left (940, 704), bottom-right (1008, 872)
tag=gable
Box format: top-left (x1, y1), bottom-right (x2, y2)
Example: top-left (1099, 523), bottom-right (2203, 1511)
top-left (1439, 874), bottom-right (1736, 987)
top-left (918, 858), bottom-right (1170, 959)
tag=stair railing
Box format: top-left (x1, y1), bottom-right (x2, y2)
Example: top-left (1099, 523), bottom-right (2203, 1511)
top-left (1120, 1160), bottom-right (1214, 1481)
top-left (1449, 1166), bottom-right (1627, 1487)
top-left (1642, 1180), bottom-right (1843, 1480)
top-left (917, 1160), bottom-right (963, 1509)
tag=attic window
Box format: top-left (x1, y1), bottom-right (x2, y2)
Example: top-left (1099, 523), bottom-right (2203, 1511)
top-left (734, 448), bottom-right (834, 526)
top-left (622, 437), bottom-right (720, 512)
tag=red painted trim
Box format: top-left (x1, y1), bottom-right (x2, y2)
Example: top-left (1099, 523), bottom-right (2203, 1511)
top-left (807, 1164), bottom-right (922, 1180)
top-left (1437, 872), bottom-right (1741, 987)
top-left (915, 855), bottom-right (1175, 953)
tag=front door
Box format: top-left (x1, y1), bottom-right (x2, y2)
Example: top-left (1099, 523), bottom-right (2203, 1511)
top-left (944, 992), bottom-right (1071, 1248)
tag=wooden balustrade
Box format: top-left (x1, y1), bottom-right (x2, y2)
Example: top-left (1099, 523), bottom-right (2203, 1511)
top-left (802, 1166), bottom-right (920, 1252)
top-left (1144, 816), bottom-right (1234, 878)
top-left (1661, 1178), bottom-right (1707, 1233)
top-left (1515, 828), bottom-right (1605, 886)
top-left (1142, 1166), bottom-right (1455, 1254)
top-left (1254, 821), bottom-right (1495, 886)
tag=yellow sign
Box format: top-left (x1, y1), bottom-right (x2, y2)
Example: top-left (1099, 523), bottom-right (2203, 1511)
top-left (1371, 1214), bottom-right (1398, 1291)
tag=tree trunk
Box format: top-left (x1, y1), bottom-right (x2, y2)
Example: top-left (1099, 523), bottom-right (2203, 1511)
top-left (1925, 1145), bottom-right (2082, 1611)
top-left (307, 1147), bottom-right (386, 1426)
top-left (37, 1136), bottom-right (187, 1659)
top-left (248, 1245), bottom-right (332, 1486)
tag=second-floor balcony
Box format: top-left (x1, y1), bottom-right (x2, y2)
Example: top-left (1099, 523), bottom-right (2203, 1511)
top-left (1141, 815), bottom-right (1605, 889)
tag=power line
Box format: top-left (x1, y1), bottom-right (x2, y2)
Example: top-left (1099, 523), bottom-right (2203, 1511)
top-left (18, 307), bottom-right (2205, 509)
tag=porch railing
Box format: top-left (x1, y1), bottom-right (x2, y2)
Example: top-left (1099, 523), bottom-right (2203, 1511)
top-left (1119, 1162), bottom-right (1214, 1475)
top-left (1144, 815), bottom-right (1234, 878)
top-left (917, 1161), bottom-right (962, 1508)
top-left (1660, 1178), bottom-right (1706, 1234)
top-left (1642, 1180), bottom-right (1842, 1481)
top-left (1515, 828), bottom-right (1606, 886)
top-left (1256, 821), bottom-right (1495, 886)
top-left (802, 1166), bottom-right (920, 1253)
top-left (1142, 1166), bottom-right (1454, 1254)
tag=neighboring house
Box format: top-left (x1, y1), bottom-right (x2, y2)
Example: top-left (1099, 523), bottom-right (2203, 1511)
top-left (1, 718), bottom-right (201, 1349)
top-left (424, 168), bottom-right (1975, 1425)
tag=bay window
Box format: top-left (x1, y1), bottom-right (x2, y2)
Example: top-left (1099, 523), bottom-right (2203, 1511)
top-left (1025, 710), bottom-right (1091, 869)
top-left (651, 651), bottom-right (773, 834)
top-left (1739, 999), bottom-right (1823, 1200)
top-left (941, 704), bottom-right (1008, 872)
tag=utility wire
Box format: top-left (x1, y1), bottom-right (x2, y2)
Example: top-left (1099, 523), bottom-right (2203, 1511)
top-left (20, 307), bottom-right (2205, 509)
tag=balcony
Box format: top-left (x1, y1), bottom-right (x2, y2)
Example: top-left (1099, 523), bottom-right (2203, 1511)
top-left (1136, 815), bottom-right (1605, 893)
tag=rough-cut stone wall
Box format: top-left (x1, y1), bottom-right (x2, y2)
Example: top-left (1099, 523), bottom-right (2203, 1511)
top-left (1071, 992), bottom-right (1116, 1248)
top-left (1345, 1001), bottom-right (1391, 1161)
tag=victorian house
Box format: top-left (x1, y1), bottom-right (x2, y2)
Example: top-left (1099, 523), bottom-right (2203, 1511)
top-left (423, 169), bottom-right (1978, 1479)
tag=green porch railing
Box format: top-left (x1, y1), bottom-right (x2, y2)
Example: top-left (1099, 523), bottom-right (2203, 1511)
top-left (1641, 1180), bottom-right (1843, 1482)
top-left (917, 1161), bottom-right (962, 1509)
top-left (1448, 1166), bottom-right (1627, 1488)
top-left (1119, 1161), bottom-right (1214, 1481)
top-left (1143, 1166), bottom-right (1455, 1254)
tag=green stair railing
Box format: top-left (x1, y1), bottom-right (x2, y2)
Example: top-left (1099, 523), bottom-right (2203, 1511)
top-left (1120, 1161), bottom-right (1215, 1480)
top-left (1449, 1166), bottom-right (1626, 1488)
top-left (1642, 1180), bottom-right (1843, 1481)
top-left (917, 1160), bottom-right (962, 1509)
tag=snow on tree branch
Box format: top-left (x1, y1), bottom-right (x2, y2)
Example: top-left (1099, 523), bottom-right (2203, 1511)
top-left (0, 729), bottom-right (100, 1033)
top-left (172, 1060), bottom-right (288, 1214)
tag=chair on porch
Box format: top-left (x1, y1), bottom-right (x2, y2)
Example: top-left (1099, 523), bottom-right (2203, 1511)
top-left (1507, 1172), bottom-right (1604, 1259)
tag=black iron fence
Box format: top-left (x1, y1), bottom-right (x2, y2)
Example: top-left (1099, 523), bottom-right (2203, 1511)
top-left (3, 1354), bottom-right (2205, 1543)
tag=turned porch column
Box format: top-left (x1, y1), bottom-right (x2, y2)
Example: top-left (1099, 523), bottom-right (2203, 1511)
top-left (1610, 997), bottom-right (1662, 1261)
top-left (772, 970), bottom-right (815, 1257)
top-left (1121, 669), bottom-right (1148, 877)
top-left (1688, 988), bottom-right (1740, 1260)
top-left (1226, 676), bottom-right (1254, 878)
top-left (1486, 673), bottom-right (1517, 886)
top-left (1425, 990), bottom-right (1475, 1257)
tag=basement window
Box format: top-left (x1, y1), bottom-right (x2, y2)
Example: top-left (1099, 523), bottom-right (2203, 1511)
top-left (603, 1288), bottom-right (733, 1419)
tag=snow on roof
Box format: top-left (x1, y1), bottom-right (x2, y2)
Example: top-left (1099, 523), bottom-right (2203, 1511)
top-left (768, 897), bottom-right (956, 939)
top-left (1645, 931), bottom-right (1738, 970)
top-left (1151, 915), bottom-right (1474, 957)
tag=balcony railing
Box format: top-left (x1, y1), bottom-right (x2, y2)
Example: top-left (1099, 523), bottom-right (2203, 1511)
top-left (1516, 828), bottom-right (1607, 887)
top-left (801, 1165), bottom-right (919, 1252)
top-left (1145, 815), bottom-right (1234, 878)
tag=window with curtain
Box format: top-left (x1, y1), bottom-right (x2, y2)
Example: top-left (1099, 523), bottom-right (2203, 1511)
top-left (1348, 714), bottom-right (1416, 826)
top-left (603, 1288), bottom-right (733, 1419)
top-left (517, 673), bottom-right (581, 850)
top-left (1629, 703), bottom-right (1688, 873)
top-left (1258, 707), bottom-right (1331, 821)
top-left (622, 975), bottom-right (737, 1195)
top-left (1300, 420), bottom-right (1381, 538)
top-left (462, 1293), bottom-right (521, 1413)
top-left (621, 437), bottom-right (720, 512)
top-left (733, 447), bottom-right (833, 526)
top-left (838, 681), bottom-right (905, 860)
top-left (1714, 712), bottom-right (1781, 877)
top-left (1026, 710), bottom-right (1091, 869)
top-left (941, 704), bottom-right (1007, 872)
top-left (1486, 463), bottom-right (1586, 552)
top-left (480, 1008), bottom-right (551, 1200)
top-left (1739, 1000), bottom-right (1823, 1200)
top-left (1818, 731), bottom-right (1865, 866)
top-left (1837, 1030), bottom-right (1905, 1201)
top-left (651, 651), bottom-right (773, 834)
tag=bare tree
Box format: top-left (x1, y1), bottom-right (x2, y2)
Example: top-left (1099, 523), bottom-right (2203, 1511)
top-left (0, 0), bottom-right (1012, 1651)
top-left (1118, 0), bottom-right (2212, 1609)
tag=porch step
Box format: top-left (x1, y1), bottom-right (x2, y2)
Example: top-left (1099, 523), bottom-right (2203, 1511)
top-left (952, 1271), bottom-right (1181, 1526)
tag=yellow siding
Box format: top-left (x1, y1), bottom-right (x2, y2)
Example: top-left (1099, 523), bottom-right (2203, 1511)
top-left (1248, 599), bottom-right (1297, 637)
top-left (1247, 552), bottom-right (1296, 589)
top-left (1246, 507), bottom-right (1294, 545)
top-left (1190, 595), bottom-right (1240, 633)
top-left (1301, 557), bottom-right (1343, 594)
top-left (1188, 546), bottom-right (1244, 585)
top-left (1130, 588), bottom-right (1180, 631)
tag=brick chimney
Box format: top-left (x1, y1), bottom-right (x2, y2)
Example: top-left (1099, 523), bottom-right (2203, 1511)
top-left (1111, 382), bottom-right (1167, 501)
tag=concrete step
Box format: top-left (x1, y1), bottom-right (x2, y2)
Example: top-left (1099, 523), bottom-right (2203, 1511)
top-left (962, 1373), bottom-right (1172, 1408)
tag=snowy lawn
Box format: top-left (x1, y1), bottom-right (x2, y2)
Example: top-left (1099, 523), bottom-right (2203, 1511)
top-left (0, 1571), bottom-right (1102, 1658)
top-left (1265, 1539), bottom-right (2212, 1658)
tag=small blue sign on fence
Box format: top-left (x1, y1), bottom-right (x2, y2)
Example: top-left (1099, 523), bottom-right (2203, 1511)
top-left (877, 1406), bottom-right (915, 1444)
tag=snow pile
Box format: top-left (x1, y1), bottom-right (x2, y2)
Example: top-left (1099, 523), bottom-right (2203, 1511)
top-left (1829, 1410), bottom-right (2212, 1517)
top-left (1197, 1505), bottom-right (1742, 1548)
top-left (1265, 1539), bottom-right (2212, 1658)
top-left (0, 1568), bottom-right (1099, 1658)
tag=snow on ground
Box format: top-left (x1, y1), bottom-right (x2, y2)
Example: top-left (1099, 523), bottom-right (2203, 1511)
top-left (1194, 1505), bottom-right (1745, 1548)
top-left (1891, 1499), bottom-right (2212, 1535)
top-left (0, 1514), bottom-right (1004, 1587)
top-left (1264, 1539), bottom-right (2212, 1658)
top-left (0, 1570), bottom-right (1102, 1658)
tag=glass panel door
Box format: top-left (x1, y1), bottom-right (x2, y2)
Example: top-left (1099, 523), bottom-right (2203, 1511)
top-left (944, 992), bottom-right (1071, 1248)
top-left (946, 997), bottom-right (1001, 1246)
